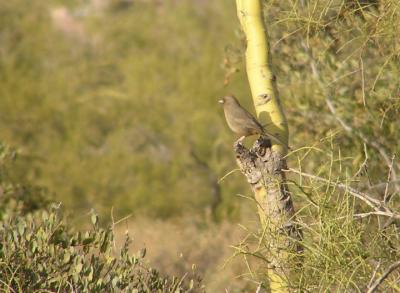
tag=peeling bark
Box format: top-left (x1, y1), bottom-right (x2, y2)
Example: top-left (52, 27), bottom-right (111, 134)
top-left (235, 137), bottom-right (303, 287)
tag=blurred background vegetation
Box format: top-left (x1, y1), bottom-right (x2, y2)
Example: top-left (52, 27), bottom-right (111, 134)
top-left (0, 0), bottom-right (252, 220)
top-left (1, 0), bottom-right (400, 291)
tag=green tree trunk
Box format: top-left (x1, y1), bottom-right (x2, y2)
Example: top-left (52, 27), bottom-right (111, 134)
top-left (235, 1), bottom-right (303, 291)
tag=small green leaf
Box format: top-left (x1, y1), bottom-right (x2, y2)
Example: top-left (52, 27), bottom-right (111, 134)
top-left (138, 248), bottom-right (146, 258)
top-left (112, 276), bottom-right (119, 288)
top-left (31, 241), bottom-right (37, 253)
top-left (42, 211), bottom-right (49, 222)
top-left (87, 267), bottom-right (93, 281)
top-left (75, 262), bottom-right (83, 274)
top-left (91, 213), bottom-right (98, 226)
top-left (100, 233), bottom-right (110, 253)
top-left (63, 252), bottom-right (71, 264)
top-left (17, 222), bottom-right (25, 236)
top-left (82, 237), bottom-right (95, 245)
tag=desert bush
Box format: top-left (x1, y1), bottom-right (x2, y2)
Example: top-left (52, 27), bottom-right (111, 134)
top-left (0, 143), bottom-right (203, 292)
top-left (0, 207), bottom-right (203, 292)
top-left (233, 141), bottom-right (400, 291)
top-left (228, 0), bottom-right (400, 291)
top-left (0, 142), bottom-right (51, 220)
top-left (1, 0), bottom-right (399, 291)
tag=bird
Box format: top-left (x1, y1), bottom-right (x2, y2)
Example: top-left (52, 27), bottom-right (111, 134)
top-left (219, 95), bottom-right (289, 148)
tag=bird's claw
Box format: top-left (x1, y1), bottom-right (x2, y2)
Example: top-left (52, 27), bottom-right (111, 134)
top-left (234, 136), bottom-right (246, 146)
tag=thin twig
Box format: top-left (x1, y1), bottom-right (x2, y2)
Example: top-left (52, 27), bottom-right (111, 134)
top-left (286, 168), bottom-right (381, 208)
top-left (302, 40), bottom-right (399, 196)
top-left (218, 168), bottom-right (241, 183)
top-left (255, 282), bottom-right (264, 293)
top-left (367, 261), bottom-right (381, 289)
top-left (368, 180), bottom-right (400, 191)
top-left (353, 143), bottom-right (369, 179)
top-left (360, 56), bottom-right (366, 107)
top-left (113, 213), bottom-right (133, 226)
top-left (326, 96), bottom-right (400, 195)
top-left (366, 260), bottom-right (400, 293)
top-left (111, 207), bottom-right (116, 250)
top-left (383, 154), bottom-right (395, 203)
top-left (353, 211), bottom-right (400, 220)
top-left (285, 168), bottom-right (400, 220)
top-left (326, 97), bottom-right (354, 133)
top-left (327, 69), bottom-right (361, 86)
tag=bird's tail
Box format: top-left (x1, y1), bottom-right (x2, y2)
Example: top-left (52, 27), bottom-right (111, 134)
top-left (261, 131), bottom-right (291, 151)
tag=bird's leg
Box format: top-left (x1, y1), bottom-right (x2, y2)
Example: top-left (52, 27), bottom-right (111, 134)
top-left (253, 136), bottom-right (270, 157)
top-left (233, 136), bottom-right (246, 149)
top-left (258, 135), bottom-right (272, 148)
top-left (235, 135), bottom-right (246, 145)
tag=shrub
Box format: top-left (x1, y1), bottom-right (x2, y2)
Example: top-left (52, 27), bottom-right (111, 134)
top-left (0, 143), bottom-right (203, 292)
top-left (0, 206), bottom-right (203, 292)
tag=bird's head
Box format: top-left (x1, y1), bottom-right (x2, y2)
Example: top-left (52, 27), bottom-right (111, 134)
top-left (218, 95), bottom-right (238, 106)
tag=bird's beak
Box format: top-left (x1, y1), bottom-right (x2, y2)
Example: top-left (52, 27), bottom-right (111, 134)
top-left (218, 99), bottom-right (224, 104)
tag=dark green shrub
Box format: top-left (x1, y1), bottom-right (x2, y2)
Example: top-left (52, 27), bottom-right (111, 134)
top-left (0, 143), bottom-right (51, 220)
top-left (0, 206), bottom-right (203, 292)
top-left (0, 143), bottom-right (203, 292)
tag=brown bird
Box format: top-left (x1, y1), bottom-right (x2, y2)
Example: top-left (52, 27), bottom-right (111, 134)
top-left (219, 95), bottom-right (288, 148)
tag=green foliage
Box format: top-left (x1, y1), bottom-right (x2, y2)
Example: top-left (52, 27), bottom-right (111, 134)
top-left (229, 1), bottom-right (400, 291)
top-left (234, 142), bottom-right (400, 291)
top-left (0, 207), bottom-right (203, 292)
top-left (0, 142), bottom-right (203, 292)
top-left (265, 0), bottom-right (400, 181)
top-left (292, 146), bottom-right (400, 292)
top-left (0, 142), bottom-right (50, 220)
top-left (1, 0), bottom-right (398, 221)
top-left (1, 0), bottom-right (400, 291)
top-left (0, 0), bottom-right (247, 220)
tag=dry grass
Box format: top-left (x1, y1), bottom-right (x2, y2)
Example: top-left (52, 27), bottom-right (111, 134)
top-left (113, 213), bottom-right (263, 292)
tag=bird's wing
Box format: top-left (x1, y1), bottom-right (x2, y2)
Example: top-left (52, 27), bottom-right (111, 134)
top-left (237, 108), bottom-right (264, 130)
top-left (240, 108), bottom-right (290, 149)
